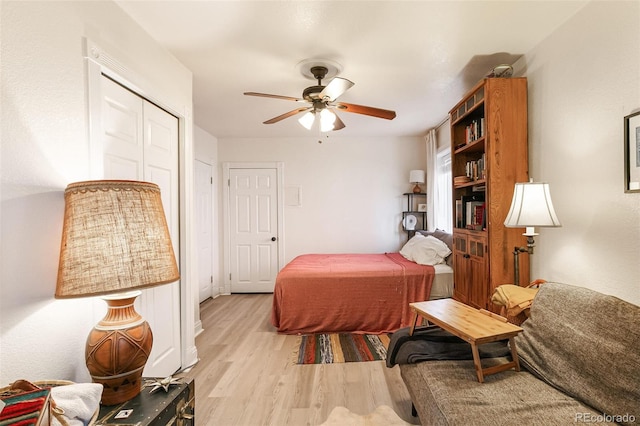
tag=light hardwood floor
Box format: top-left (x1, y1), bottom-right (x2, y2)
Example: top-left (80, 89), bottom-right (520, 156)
top-left (181, 294), bottom-right (419, 426)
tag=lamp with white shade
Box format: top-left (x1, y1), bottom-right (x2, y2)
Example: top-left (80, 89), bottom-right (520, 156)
top-left (504, 179), bottom-right (561, 285)
top-left (56, 180), bottom-right (179, 405)
top-left (409, 170), bottom-right (425, 194)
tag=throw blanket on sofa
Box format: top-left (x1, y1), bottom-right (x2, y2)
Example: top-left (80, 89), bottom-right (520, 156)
top-left (515, 282), bottom-right (640, 424)
top-left (386, 325), bottom-right (509, 367)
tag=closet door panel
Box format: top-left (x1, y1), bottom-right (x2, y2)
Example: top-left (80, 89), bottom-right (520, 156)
top-left (141, 100), bottom-right (180, 376)
top-left (100, 76), bottom-right (181, 377)
top-left (102, 77), bottom-right (143, 180)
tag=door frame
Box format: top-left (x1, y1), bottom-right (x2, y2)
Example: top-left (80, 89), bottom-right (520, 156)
top-left (83, 37), bottom-right (198, 371)
top-left (222, 162), bottom-right (285, 294)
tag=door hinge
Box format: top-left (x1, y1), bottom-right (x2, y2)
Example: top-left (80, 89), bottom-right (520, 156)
top-left (227, 179), bottom-right (230, 187)
top-left (210, 275), bottom-right (213, 283)
top-left (229, 273), bottom-right (232, 281)
top-left (210, 177), bottom-right (213, 184)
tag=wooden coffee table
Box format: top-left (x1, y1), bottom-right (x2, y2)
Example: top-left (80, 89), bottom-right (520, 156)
top-left (409, 298), bottom-right (523, 382)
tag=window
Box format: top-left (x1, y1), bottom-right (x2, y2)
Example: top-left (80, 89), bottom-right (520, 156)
top-left (434, 148), bottom-right (452, 232)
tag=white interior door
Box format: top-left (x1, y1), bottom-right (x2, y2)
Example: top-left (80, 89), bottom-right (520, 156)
top-left (101, 76), bottom-right (181, 377)
top-left (195, 159), bottom-right (213, 302)
top-left (229, 168), bottom-right (279, 293)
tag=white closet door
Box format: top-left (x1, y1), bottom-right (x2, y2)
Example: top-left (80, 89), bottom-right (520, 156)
top-left (101, 76), bottom-right (181, 377)
top-left (140, 100), bottom-right (181, 376)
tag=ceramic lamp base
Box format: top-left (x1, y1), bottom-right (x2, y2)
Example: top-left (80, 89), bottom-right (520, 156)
top-left (85, 292), bottom-right (153, 405)
top-left (412, 184), bottom-right (422, 194)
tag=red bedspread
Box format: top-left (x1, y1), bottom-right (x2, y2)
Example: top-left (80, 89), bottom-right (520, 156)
top-left (271, 252), bottom-right (435, 334)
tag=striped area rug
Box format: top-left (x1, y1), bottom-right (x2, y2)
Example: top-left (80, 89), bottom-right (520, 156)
top-left (296, 333), bottom-right (389, 364)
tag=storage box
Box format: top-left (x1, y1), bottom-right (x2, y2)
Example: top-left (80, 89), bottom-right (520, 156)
top-left (96, 378), bottom-right (194, 426)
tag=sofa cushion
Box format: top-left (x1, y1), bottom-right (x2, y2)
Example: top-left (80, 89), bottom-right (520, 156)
top-left (515, 282), bottom-right (640, 423)
top-left (400, 358), bottom-right (611, 425)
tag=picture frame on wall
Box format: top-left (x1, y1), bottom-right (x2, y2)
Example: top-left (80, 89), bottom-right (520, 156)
top-left (624, 110), bottom-right (640, 193)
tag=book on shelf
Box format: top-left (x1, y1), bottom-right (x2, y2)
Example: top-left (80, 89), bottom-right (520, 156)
top-left (455, 199), bottom-right (463, 228)
top-left (465, 118), bottom-right (485, 144)
top-left (459, 194), bottom-right (485, 229)
top-left (465, 153), bottom-right (486, 181)
top-left (466, 201), bottom-right (484, 229)
top-left (473, 203), bottom-right (486, 230)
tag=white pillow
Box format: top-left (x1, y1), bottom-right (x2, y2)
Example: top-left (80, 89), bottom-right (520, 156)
top-left (401, 235), bottom-right (452, 265)
top-left (399, 233), bottom-right (425, 260)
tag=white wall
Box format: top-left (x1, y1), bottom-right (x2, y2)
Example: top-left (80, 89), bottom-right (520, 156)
top-left (217, 135), bottom-right (425, 283)
top-left (515, 0), bottom-right (640, 305)
top-left (195, 126), bottom-right (219, 175)
top-left (0, 1), bottom-right (196, 384)
top-left (435, 121), bottom-right (450, 152)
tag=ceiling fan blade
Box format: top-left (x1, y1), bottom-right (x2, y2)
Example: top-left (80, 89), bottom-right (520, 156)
top-left (263, 107), bottom-right (311, 124)
top-left (244, 92), bottom-right (304, 102)
top-left (336, 102), bottom-right (396, 120)
top-left (320, 77), bottom-right (354, 101)
top-left (332, 112), bottom-right (346, 130)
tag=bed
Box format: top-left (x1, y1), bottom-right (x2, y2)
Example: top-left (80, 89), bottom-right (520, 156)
top-left (271, 231), bottom-right (454, 334)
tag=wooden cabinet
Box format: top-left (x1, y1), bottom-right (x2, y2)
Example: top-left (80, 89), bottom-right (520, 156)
top-left (450, 77), bottom-right (530, 310)
top-left (452, 230), bottom-right (488, 308)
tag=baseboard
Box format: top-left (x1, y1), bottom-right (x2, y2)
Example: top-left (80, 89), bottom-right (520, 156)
top-left (182, 344), bottom-right (198, 373)
top-left (194, 320), bottom-right (203, 338)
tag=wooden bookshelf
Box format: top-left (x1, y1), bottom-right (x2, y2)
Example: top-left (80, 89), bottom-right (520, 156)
top-left (450, 77), bottom-right (530, 310)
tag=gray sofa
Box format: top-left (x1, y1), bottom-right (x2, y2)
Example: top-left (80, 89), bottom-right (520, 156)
top-left (398, 282), bottom-right (639, 425)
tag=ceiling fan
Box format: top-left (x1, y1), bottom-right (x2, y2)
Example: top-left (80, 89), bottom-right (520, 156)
top-left (244, 64), bottom-right (396, 132)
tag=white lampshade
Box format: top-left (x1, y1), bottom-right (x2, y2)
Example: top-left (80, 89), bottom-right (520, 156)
top-left (320, 109), bottom-right (336, 132)
top-left (298, 109), bottom-right (336, 132)
top-left (298, 111), bottom-right (315, 130)
top-left (504, 181), bottom-right (561, 230)
top-left (409, 169), bottom-right (425, 184)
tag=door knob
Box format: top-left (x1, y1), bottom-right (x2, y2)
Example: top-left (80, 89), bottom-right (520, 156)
top-left (271, 237), bottom-right (277, 241)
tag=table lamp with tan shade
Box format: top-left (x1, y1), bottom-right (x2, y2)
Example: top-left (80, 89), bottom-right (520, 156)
top-left (55, 180), bottom-right (179, 405)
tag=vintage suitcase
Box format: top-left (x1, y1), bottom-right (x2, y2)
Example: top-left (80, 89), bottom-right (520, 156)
top-left (96, 377), bottom-right (194, 426)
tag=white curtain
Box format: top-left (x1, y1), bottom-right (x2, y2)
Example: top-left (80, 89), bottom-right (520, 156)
top-left (425, 128), bottom-right (453, 233)
top-left (436, 149), bottom-right (452, 232)
top-left (425, 129), bottom-right (438, 232)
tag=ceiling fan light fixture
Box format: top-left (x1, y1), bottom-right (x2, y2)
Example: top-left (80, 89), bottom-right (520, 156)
top-left (298, 111), bottom-right (315, 130)
top-left (320, 109), bottom-right (336, 132)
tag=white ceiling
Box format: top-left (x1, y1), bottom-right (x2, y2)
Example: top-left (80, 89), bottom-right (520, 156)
top-left (116, 1), bottom-right (588, 139)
